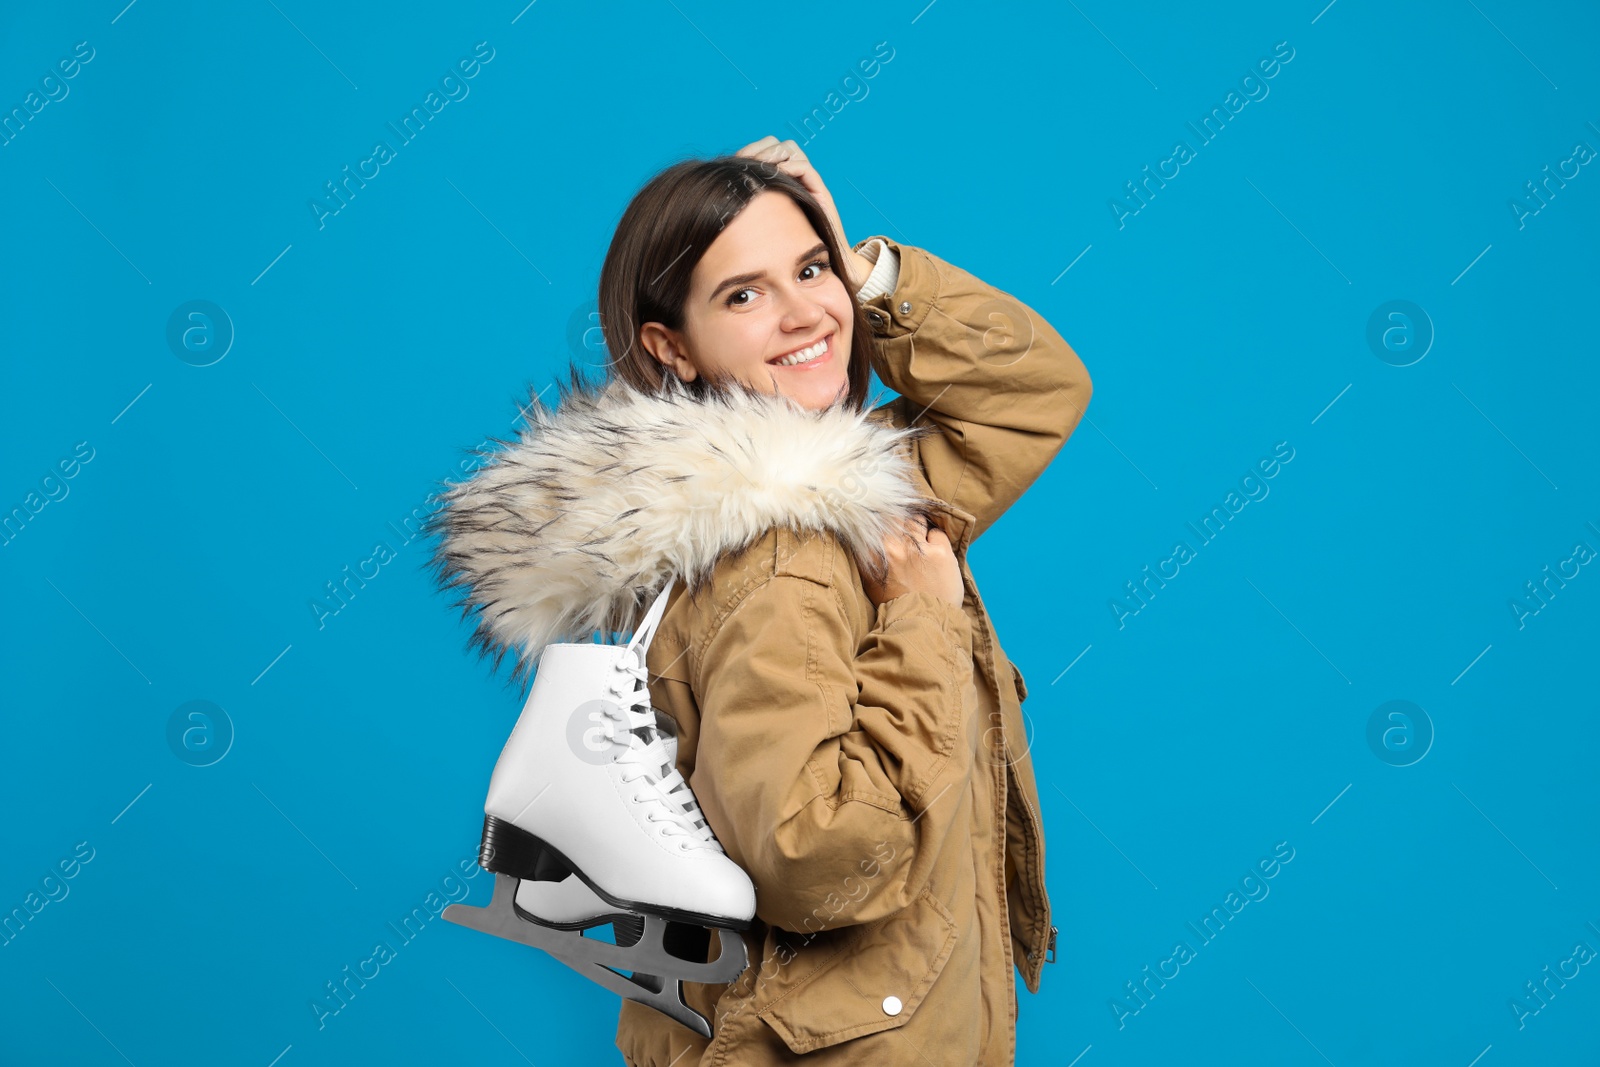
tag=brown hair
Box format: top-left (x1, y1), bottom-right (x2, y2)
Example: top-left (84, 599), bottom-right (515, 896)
top-left (597, 155), bottom-right (875, 411)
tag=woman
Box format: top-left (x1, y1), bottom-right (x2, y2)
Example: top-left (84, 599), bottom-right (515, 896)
top-left (432, 136), bottom-right (1091, 1064)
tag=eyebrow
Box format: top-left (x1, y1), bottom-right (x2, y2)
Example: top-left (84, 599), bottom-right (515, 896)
top-left (707, 242), bottom-right (830, 303)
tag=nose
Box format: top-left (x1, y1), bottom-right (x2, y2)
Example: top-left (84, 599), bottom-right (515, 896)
top-left (776, 283), bottom-right (827, 332)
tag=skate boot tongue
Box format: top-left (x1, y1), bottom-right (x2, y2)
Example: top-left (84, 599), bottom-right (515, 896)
top-left (610, 642), bottom-right (721, 852)
top-left (616, 729), bottom-right (716, 845)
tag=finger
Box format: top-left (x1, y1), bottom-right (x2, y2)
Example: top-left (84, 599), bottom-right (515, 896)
top-left (734, 135), bottom-right (779, 157)
top-left (751, 140), bottom-right (814, 180)
top-left (888, 517), bottom-right (922, 547)
top-left (901, 522), bottom-right (930, 557)
top-left (744, 139), bottom-right (788, 161)
top-left (763, 149), bottom-right (808, 180)
top-left (744, 147), bottom-right (798, 185)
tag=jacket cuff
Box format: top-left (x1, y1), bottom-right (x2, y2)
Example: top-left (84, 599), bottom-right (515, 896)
top-left (854, 238), bottom-right (900, 303)
top-left (875, 590), bottom-right (973, 655)
top-left (850, 235), bottom-right (936, 339)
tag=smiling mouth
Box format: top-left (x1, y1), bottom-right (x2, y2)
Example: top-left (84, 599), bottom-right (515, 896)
top-left (767, 333), bottom-right (834, 367)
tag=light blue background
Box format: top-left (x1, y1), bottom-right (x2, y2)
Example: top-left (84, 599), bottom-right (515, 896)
top-left (2, 1), bottom-right (1596, 1064)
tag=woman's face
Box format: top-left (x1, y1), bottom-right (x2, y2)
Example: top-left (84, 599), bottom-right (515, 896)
top-left (641, 191), bottom-right (854, 413)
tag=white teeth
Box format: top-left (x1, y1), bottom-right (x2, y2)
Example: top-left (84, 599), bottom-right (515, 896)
top-left (773, 336), bottom-right (828, 367)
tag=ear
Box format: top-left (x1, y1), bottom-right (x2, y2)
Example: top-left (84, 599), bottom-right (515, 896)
top-left (639, 322), bottom-right (698, 383)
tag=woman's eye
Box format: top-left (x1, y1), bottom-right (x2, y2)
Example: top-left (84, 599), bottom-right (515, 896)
top-left (724, 260), bottom-right (829, 307)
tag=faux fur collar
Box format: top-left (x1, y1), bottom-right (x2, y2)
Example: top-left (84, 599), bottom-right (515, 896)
top-left (426, 374), bottom-right (932, 681)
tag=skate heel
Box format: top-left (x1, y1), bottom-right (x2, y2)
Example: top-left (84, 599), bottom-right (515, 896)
top-left (479, 814), bottom-right (571, 882)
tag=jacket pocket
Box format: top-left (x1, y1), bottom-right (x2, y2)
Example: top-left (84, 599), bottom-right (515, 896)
top-left (756, 887), bottom-right (958, 1054)
top-left (1010, 660), bottom-right (1029, 703)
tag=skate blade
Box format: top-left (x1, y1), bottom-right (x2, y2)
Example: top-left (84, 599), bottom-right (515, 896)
top-left (443, 873), bottom-right (747, 1039)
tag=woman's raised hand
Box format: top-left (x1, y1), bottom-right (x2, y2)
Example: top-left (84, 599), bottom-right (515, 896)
top-left (857, 513), bottom-right (966, 610)
top-left (733, 135), bottom-right (876, 293)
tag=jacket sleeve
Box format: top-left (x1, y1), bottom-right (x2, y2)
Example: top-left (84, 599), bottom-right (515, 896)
top-left (688, 573), bottom-right (978, 935)
top-left (852, 235), bottom-right (1093, 543)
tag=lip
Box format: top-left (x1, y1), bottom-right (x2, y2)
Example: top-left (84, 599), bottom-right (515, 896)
top-left (766, 331), bottom-right (836, 369)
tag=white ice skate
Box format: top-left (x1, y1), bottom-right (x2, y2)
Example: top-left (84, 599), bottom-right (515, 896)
top-left (443, 580), bottom-right (755, 1037)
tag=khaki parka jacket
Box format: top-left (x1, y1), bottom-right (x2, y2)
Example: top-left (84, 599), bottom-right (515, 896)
top-left (617, 238), bottom-right (1094, 1062)
top-left (431, 237), bottom-right (1090, 1066)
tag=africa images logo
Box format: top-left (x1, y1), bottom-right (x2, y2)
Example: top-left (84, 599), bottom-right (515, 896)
top-left (565, 699), bottom-right (632, 765)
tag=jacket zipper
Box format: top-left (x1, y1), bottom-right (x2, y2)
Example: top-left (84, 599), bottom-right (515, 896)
top-left (1046, 925), bottom-right (1057, 964)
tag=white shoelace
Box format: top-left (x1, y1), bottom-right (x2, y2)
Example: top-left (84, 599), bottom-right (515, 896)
top-left (602, 646), bottom-right (723, 853)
